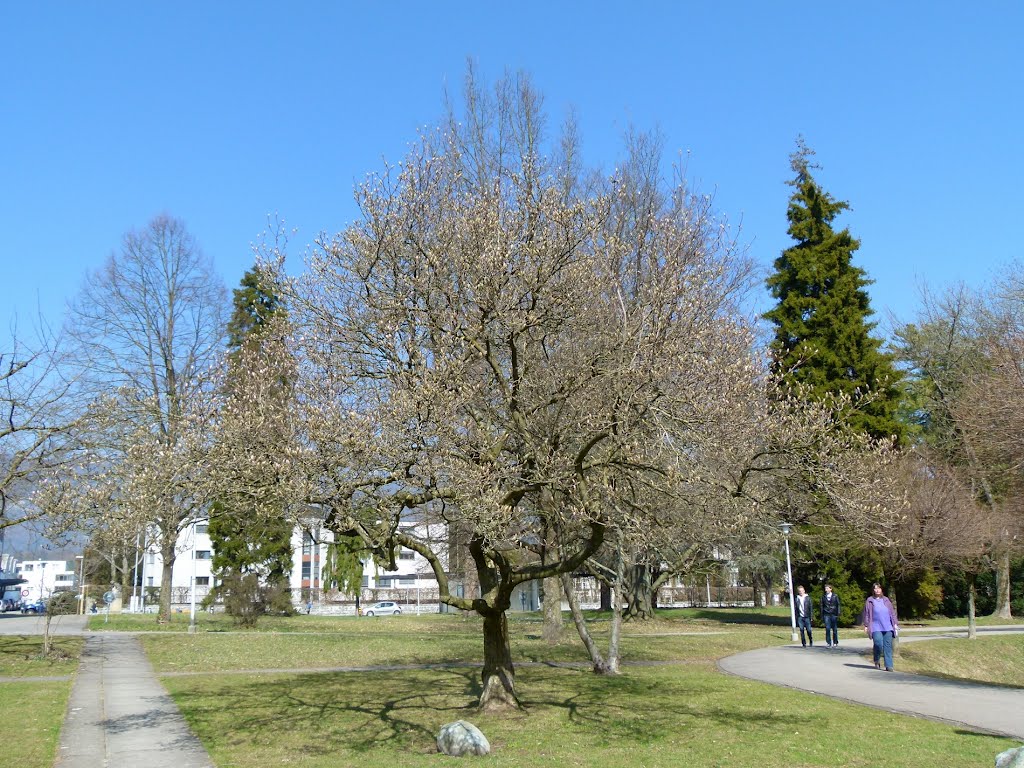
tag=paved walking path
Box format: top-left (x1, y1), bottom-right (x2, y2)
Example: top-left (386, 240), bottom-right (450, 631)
top-left (719, 626), bottom-right (1024, 740)
top-left (2, 613), bottom-right (214, 765)
top-left (54, 632), bottom-right (214, 768)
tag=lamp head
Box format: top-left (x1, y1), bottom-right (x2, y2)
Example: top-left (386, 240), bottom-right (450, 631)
top-left (779, 522), bottom-right (793, 536)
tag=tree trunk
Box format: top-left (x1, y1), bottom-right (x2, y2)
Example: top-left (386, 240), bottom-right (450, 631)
top-left (43, 614), bottom-right (54, 656)
top-left (992, 550), bottom-right (1012, 619)
top-left (479, 610), bottom-right (521, 711)
top-left (967, 575), bottom-right (977, 640)
top-left (561, 571), bottom-right (609, 672)
top-left (120, 549), bottom-right (131, 602)
top-left (752, 573), bottom-right (763, 608)
top-left (623, 565), bottom-right (656, 621)
top-left (605, 545), bottom-right (624, 673)
top-left (542, 576), bottom-right (563, 644)
top-left (158, 542), bottom-right (175, 622)
top-left (599, 581), bottom-right (611, 611)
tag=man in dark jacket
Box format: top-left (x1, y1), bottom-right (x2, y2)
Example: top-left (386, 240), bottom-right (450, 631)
top-left (820, 584), bottom-right (841, 648)
top-left (795, 585), bottom-right (813, 647)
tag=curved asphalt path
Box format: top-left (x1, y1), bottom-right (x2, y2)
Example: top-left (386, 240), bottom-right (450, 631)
top-left (719, 626), bottom-right (1024, 740)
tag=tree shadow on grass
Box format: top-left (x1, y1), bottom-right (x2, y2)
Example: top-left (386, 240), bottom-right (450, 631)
top-left (172, 667), bottom-right (484, 757)
top-left (517, 666), bottom-right (812, 744)
top-left (170, 664), bottom-right (810, 759)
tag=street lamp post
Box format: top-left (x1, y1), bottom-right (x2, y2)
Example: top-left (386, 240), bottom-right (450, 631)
top-left (75, 555), bottom-right (85, 615)
top-left (188, 523), bottom-right (198, 634)
top-left (779, 523), bottom-right (799, 643)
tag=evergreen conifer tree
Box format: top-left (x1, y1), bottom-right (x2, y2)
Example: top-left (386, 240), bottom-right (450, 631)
top-left (765, 140), bottom-right (909, 614)
top-left (765, 139), bottom-right (903, 442)
top-left (208, 265), bottom-right (295, 616)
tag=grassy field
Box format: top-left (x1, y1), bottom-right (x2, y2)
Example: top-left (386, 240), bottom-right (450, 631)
top-left (899, 633), bottom-right (1024, 687)
top-left (121, 608), bottom-right (1019, 767)
top-left (0, 681), bottom-right (74, 768)
top-left (0, 635), bottom-right (83, 677)
top-left (135, 611), bottom-right (793, 674)
top-left (0, 637), bottom-right (81, 768)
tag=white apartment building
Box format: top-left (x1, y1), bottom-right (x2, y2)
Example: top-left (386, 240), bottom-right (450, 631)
top-left (139, 520), bottom-right (448, 612)
top-left (13, 559), bottom-right (78, 602)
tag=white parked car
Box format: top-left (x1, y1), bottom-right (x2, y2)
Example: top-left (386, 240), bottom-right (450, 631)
top-left (364, 601), bottom-right (401, 617)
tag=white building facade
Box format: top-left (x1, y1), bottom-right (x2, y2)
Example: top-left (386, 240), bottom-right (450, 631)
top-left (139, 520), bottom-right (447, 613)
top-left (12, 559), bottom-right (78, 602)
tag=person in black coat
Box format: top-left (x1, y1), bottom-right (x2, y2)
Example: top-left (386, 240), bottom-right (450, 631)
top-left (820, 583), bottom-right (841, 648)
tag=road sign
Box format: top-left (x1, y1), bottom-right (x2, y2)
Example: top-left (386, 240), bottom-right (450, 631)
top-left (103, 591), bottom-right (115, 605)
top-left (21, 589), bottom-right (29, 597)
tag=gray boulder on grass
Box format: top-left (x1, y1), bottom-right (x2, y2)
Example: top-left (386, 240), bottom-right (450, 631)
top-left (437, 720), bottom-right (490, 757)
top-left (996, 746), bottom-right (1024, 768)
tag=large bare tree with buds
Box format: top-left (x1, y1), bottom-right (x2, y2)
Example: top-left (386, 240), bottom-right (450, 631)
top-left (61, 215), bottom-right (226, 620)
top-left (270, 70), bottom-right (811, 711)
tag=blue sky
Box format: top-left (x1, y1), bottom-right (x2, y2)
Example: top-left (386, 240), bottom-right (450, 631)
top-left (2, 2), bottom-right (1022, 347)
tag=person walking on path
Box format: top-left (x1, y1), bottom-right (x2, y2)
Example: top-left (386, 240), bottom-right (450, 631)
top-left (795, 585), bottom-right (813, 647)
top-left (862, 582), bottom-right (899, 671)
top-left (821, 584), bottom-right (841, 648)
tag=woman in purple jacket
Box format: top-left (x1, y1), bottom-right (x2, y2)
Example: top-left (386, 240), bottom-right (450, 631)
top-left (862, 583), bottom-right (899, 671)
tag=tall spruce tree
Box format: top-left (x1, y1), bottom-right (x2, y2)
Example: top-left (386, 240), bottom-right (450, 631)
top-left (764, 141), bottom-right (908, 614)
top-left (208, 265), bottom-right (295, 615)
top-left (764, 140), bottom-right (903, 442)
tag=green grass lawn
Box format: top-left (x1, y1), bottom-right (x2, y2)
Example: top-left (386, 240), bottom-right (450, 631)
top-left (136, 611), bottom-right (792, 673)
top-left (0, 637), bottom-right (80, 768)
top-left (0, 635), bottom-right (82, 677)
top-left (0, 681), bottom-right (74, 768)
top-left (130, 608), bottom-right (1018, 767)
top-left (163, 662), bottom-right (1013, 767)
top-left (898, 633), bottom-right (1024, 687)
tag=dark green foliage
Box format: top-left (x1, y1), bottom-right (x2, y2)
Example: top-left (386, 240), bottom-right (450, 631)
top-left (764, 140), bottom-right (903, 442)
top-left (939, 559), bottom-right (1024, 617)
top-left (46, 591), bottom-right (80, 616)
top-left (226, 265), bottom-right (286, 349)
top-left (208, 500), bottom-right (294, 583)
top-left (208, 264), bottom-right (294, 622)
top-left (216, 573), bottom-right (292, 628)
top-left (891, 568), bottom-right (944, 619)
top-left (321, 534), bottom-right (366, 597)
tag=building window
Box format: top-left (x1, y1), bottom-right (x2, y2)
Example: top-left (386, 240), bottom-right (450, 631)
top-left (398, 549), bottom-right (415, 560)
top-left (301, 561), bottom-right (311, 579)
top-left (399, 576), bottom-right (415, 586)
top-left (56, 574), bottom-right (73, 582)
top-left (196, 550), bottom-right (212, 560)
top-left (361, 575), bottom-right (369, 588)
top-left (147, 552), bottom-right (156, 565)
top-left (23, 564), bottom-right (33, 572)
top-left (377, 577), bottom-right (391, 588)
top-left (195, 576), bottom-right (210, 586)
top-left (147, 577), bottom-right (154, 587)
top-left (302, 530), bottom-right (313, 555)
top-left (195, 524), bottom-right (208, 534)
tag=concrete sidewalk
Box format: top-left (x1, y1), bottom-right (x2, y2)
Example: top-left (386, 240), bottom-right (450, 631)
top-left (55, 633), bottom-right (214, 768)
top-left (719, 627), bottom-right (1024, 740)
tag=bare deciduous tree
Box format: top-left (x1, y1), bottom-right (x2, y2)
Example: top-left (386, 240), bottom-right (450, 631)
top-left (1, 325), bottom-right (80, 532)
top-left (63, 215), bottom-right (226, 621)
top-left (895, 277), bottom-right (1024, 619)
top-left (270, 70), bottom-right (764, 711)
